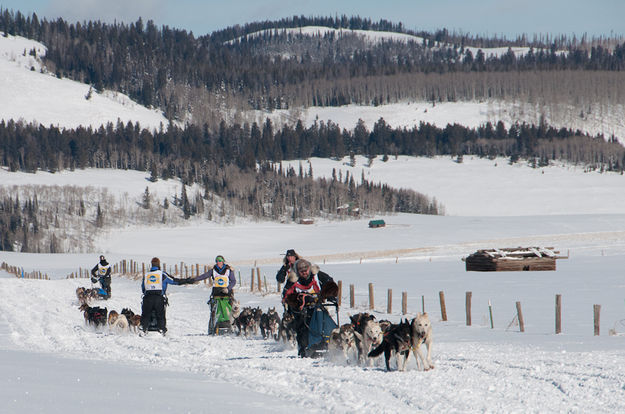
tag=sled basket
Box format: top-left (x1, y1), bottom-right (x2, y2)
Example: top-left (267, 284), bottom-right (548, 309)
top-left (306, 301), bottom-right (339, 357)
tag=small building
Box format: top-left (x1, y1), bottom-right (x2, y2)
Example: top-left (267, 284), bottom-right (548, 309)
top-left (299, 218), bottom-right (314, 225)
top-left (368, 219), bottom-right (386, 228)
top-left (463, 247), bottom-right (565, 272)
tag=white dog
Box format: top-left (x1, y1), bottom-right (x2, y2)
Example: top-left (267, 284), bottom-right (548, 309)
top-left (354, 319), bottom-right (384, 366)
top-left (108, 311), bottom-right (129, 332)
top-left (410, 312), bottom-right (434, 371)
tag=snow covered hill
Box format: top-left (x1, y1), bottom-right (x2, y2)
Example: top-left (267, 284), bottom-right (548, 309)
top-left (0, 32), bottom-right (170, 131)
top-left (2, 30), bottom-right (624, 142)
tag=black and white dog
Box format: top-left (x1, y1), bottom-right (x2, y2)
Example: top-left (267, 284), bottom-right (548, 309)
top-left (367, 319), bottom-right (412, 371)
top-left (278, 311), bottom-right (297, 346)
top-left (260, 307), bottom-right (281, 340)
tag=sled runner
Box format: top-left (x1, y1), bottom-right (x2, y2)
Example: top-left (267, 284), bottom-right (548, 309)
top-left (208, 295), bottom-right (233, 335)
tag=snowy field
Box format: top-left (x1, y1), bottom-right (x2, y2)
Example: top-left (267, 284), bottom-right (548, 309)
top-left (2, 218), bottom-right (625, 413)
top-left (3, 163), bottom-right (625, 412)
top-left (3, 27), bottom-right (625, 414)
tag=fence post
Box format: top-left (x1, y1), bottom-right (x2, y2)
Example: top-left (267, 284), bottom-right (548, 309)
top-left (439, 291), bottom-right (447, 321)
top-left (142, 263), bottom-right (145, 278)
top-left (256, 268), bottom-right (262, 292)
top-left (422, 295), bottom-right (425, 313)
top-left (488, 300), bottom-right (494, 329)
top-left (368, 283), bottom-right (374, 310)
top-left (402, 292), bottom-right (407, 315)
top-left (465, 291), bottom-right (472, 326)
top-left (387, 289), bottom-right (392, 314)
top-left (593, 304), bottom-right (601, 336)
top-left (555, 294), bottom-right (562, 334)
top-left (250, 268), bottom-right (255, 291)
top-left (350, 284), bottom-right (355, 308)
top-left (337, 281), bottom-right (342, 306)
top-left (516, 301), bottom-right (525, 332)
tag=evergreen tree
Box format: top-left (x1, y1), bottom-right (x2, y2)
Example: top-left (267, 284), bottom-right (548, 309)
top-left (149, 162), bottom-right (159, 182)
top-left (181, 185), bottom-right (191, 219)
top-left (142, 186), bottom-right (151, 209)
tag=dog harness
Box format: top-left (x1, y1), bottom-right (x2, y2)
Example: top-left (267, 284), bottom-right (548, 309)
top-left (144, 270), bottom-right (164, 291)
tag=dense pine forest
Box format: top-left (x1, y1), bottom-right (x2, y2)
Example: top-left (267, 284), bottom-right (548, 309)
top-left (1, 11), bottom-right (625, 121)
top-left (1, 10), bottom-right (625, 252)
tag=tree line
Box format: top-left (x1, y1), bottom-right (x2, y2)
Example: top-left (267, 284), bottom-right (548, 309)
top-left (1, 117), bottom-right (623, 174)
top-left (1, 10), bottom-right (624, 124)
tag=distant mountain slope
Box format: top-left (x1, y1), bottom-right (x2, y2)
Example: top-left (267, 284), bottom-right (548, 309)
top-left (0, 33), bottom-right (169, 131)
top-left (232, 25), bottom-right (555, 59)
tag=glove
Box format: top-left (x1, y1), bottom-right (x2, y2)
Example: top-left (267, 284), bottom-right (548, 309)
top-left (90, 277), bottom-right (97, 283)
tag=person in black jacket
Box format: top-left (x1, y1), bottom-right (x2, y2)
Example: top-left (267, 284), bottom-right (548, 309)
top-left (90, 255), bottom-right (111, 299)
top-left (275, 249), bottom-right (300, 285)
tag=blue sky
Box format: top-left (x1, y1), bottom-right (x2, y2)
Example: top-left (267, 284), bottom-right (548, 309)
top-left (1, 0), bottom-right (623, 39)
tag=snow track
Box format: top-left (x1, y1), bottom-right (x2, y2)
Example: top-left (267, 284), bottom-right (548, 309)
top-left (2, 272), bottom-right (625, 413)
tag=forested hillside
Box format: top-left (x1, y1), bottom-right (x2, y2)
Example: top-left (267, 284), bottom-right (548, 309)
top-left (2, 10), bottom-right (625, 252)
top-left (2, 11), bottom-right (624, 125)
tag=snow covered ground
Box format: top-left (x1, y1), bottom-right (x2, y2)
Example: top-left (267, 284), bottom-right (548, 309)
top-left (2, 214), bottom-right (625, 413)
top-left (2, 26), bottom-right (625, 414)
top-left (2, 161), bottom-right (625, 411)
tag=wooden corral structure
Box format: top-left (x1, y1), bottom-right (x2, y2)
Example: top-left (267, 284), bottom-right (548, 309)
top-left (368, 219), bottom-right (386, 228)
top-left (463, 247), bottom-right (566, 272)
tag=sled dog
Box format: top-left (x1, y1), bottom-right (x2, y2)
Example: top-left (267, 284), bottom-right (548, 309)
top-left (351, 315), bottom-right (384, 366)
top-left (278, 311), bottom-right (297, 346)
top-left (411, 312), bottom-right (434, 371)
top-left (368, 319), bottom-right (412, 371)
top-left (260, 307), bottom-right (281, 340)
top-left (328, 323), bottom-right (358, 363)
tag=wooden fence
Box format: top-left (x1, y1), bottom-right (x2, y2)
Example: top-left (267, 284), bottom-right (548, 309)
top-left (1, 258), bottom-right (615, 336)
top-left (1, 261), bottom-right (49, 279)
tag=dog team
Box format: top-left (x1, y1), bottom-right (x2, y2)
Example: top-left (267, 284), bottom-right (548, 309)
top-left (76, 251), bottom-right (434, 371)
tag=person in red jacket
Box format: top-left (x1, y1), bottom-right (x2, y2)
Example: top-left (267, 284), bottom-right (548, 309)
top-left (283, 259), bottom-right (337, 357)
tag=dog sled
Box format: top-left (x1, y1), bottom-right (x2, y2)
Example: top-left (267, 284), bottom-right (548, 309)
top-left (208, 295), bottom-right (233, 335)
top-left (299, 300), bottom-right (340, 358)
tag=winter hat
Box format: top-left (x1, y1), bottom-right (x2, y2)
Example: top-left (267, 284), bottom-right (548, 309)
top-left (295, 259), bottom-right (311, 273)
top-left (99, 255), bottom-right (106, 261)
top-left (285, 249), bottom-right (296, 257)
top-left (151, 257), bottom-right (160, 267)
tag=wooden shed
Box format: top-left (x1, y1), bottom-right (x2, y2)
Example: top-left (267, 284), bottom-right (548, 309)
top-left (463, 247), bottom-right (565, 272)
top-left (368, 219), bottom-right (386, 228)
